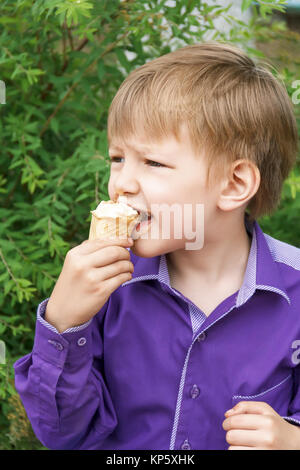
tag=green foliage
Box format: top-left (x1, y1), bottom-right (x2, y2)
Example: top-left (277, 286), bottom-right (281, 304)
top-left (0, 0), bottom-right (299, 450)
top-left (242, 0), bottom-right (288, 17)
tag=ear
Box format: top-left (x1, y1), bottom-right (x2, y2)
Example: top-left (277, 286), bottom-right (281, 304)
top-left (217, 159), bottom-right (260, 213)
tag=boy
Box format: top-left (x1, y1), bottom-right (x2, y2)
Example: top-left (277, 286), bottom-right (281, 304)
top-left (14, 41), bottom-right (300, 450)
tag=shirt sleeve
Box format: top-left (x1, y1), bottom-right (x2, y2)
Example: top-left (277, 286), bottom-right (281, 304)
top-left (37, 297), bottom-right (93, 334)
top-left (13, 298), bottom-right (117, 450)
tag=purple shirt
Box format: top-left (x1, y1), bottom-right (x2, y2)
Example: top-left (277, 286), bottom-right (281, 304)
top-left (14, 214), bottom-right (300, 450)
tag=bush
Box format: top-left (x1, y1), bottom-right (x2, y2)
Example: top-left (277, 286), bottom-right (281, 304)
top-left (0, 0), bottom-right (299, 450)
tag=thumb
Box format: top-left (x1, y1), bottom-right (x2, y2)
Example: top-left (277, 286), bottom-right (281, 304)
top-left (225, 400), bottom-right (274, 417)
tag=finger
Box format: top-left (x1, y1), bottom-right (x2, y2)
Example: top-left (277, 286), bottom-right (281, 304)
top-left (225, 401), bottom-right (275, 417)
top-left (97, 259), bottom-right (134, 281)
top-left (79, 238), bottom-right (133, 255)
top-left (102, 271), bottom-right (133, 295)
top-left (223, 413), bottom-right (266, 431)
top-left (87, 245), bottom-right (132, 268)
top-left (226, 429), bottom-right (263, 447)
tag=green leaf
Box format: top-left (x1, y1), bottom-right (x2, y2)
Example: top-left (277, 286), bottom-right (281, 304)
top-left (53, 200), bottom-right (69, 211)
top-left (26, 156), bottom-right (44, 176)
top-left (97, 61), bottom-right (105, 80)
top-left (4, 280), bottom-right (14, 296)
top-left (115, 48), bottom-right (131, 73)
top-left (241, 0), bottom-right (253, 13)
top-left (75, 192), bottom-right (90, 202)
top-left (50, 117), bottom-right (60, 135)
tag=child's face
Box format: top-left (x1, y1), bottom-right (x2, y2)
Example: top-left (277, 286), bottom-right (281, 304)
top-left (108, 124), bottom-right (220, 257)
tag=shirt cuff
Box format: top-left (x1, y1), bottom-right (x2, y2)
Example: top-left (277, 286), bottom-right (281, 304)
top-left (33, 312), bottom-right (94, 369)
top-left (283, 415), bottom-right (300, 426)
top-left (37, 298), bottom-right (93, 334)
top-left (34, 298), bottom-right (94, 368)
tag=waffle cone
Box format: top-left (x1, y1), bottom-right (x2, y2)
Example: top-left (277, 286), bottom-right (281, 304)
top-left (89, 213), bottom-right (139, 241)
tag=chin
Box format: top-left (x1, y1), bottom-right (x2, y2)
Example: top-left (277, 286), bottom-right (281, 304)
top-left (130, 238), bottom-right (183, 258)
top-left (129, 239), bottom-right (162, 258)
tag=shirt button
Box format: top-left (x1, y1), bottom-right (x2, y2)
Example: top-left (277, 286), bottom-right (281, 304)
top-left (190, 384), bottom-right (200, 399)
top-left (197, 332), bottom-right (206, 342)
top-left (181, 439), bottom-right (191, 450)
top-left (48, 340), bottom-right (64, 351)
top-left (77, 337), bottom-right (87, 346)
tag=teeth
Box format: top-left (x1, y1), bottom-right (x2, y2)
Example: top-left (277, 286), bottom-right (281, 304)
top-left (134, 211), bottom-right (150, 225)
top-left (132, 207), bottom-right (152, 222)
top-left (140, 212), bottom-right (148, 222)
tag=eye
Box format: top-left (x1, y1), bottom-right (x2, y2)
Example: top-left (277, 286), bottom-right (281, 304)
top-left (146, 159), bottom-right (165, 168)
top-left (109, 157), bottom-right (123, 163)
top-left (109, 157), bottom-right (165, 168)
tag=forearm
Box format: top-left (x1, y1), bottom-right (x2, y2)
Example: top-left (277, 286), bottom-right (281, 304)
top-left (14, 302), bottom-right (117, 450)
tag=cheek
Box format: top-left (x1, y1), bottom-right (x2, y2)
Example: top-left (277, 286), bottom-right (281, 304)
top-left (149, 184), bottom-right (178, 206)
top-left (108, 177), bottom-right (114, 199)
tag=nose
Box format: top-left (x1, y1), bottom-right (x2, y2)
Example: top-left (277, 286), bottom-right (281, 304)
top-left (111, 161), bottom-right (140, 198)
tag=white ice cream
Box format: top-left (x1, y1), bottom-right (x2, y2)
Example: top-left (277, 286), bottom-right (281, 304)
top-left (91, 197), bottom-right (138, 219)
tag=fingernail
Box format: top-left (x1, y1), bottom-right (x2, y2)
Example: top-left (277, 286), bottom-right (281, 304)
top-left (127, 238), bottom-right (133, 244)
top-left (225, 408), bottom-right (234, 416)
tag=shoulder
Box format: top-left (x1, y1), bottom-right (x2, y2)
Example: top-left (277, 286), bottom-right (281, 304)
top-left (263, 232), bottom-right (300, 271)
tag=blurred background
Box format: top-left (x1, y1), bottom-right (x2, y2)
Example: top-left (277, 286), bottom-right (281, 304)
top-left (0, 0), bottom-right (299, 450)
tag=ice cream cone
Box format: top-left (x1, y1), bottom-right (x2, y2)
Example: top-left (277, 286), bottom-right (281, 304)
top-left (89, 213), bottom-right (139, 241)
top-left (88, 199), bottom-right (139, 241)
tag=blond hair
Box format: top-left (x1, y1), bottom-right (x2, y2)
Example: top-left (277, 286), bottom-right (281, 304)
top-left (107, 41), bottom-right (299, 221)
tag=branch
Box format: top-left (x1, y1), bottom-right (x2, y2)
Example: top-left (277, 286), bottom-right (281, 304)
top-left (62, 20), bottom-right (67, 71)
top-left (67, 26), bottom-right (74, 51)
top-left (0, 247), bottom-right (24, 295)
top-left (40, 11), bottom-right (107, 102)
top-left (40, 33), bottom-right (89, 101)
top-left (76, 37), bottom-right (88, 52)
top-left (6, 234), bottom-right (57, 283)
top-left (39, 31), bottom-right (130, 138)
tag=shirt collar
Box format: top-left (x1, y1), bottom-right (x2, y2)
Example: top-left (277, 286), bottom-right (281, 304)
top-left (124, 213), bottom-right (291, 307)
top-left (236, 214), bottom-right (291, 306)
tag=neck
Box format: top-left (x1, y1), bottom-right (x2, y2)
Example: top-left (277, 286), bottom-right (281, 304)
top-left (166, 212), bottom-right (252, 286)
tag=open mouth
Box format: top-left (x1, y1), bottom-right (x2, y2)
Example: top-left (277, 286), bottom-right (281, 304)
top-left (138, 211), bottom-right (151, 222)
top-left (132, 210), bottom-right (152, 236)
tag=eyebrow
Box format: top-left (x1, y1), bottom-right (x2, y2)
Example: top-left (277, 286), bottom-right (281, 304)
top-left (109, 143), bottom-right (154, 153)
top-left (108, 143), bottom-right (174, 162)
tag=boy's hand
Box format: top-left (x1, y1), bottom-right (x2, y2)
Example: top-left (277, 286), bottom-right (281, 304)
top-left (222, 401), bottom-right (300, 450)
top-left (45, 238), bottom-right (134, 333)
